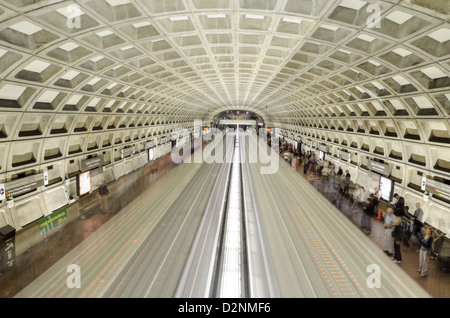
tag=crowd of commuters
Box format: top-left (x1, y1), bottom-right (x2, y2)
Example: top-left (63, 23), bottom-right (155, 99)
top-left (276, 137), bottom-right (445, 278)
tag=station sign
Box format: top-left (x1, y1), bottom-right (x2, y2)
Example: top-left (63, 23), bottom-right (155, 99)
top-left (121, 146), bottom-right (135, 159)
top-left (340, 151), bottom-right (351, 162)
top-left (145, 140), bottom-right (155, 149)
top-left (318, 145), bottom-right (328, 153)
top-left (39, 208), bottom-right (68, 236)
top-left (4, 173), bottom-right (45, 198)
top-left (368, 159), bottom-right (390, 176)
top-left (80, 156), bottom-right (103, 172)
top-left (424, 179), bottom-right (450, 201)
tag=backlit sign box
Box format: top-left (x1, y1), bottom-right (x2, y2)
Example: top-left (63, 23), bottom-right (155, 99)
top-left (145, 141), bottom-right (155, 149)
top-left (318, 145), bottom-right (328, 153)
top-left (425, 179), bottom-right (450, 201)
top-left (121, 147), bottom-right (134, 159)
top-left (148, 148), bottom-right (154, 161)
top-left (80, 156), bottom-right (103, 172)
top-left (379, 176), bottom-right (395, 202)
top-left (5, 174), bottom-right (45, 198)
top-left (340, 151), bottom-right (351, 162)
top-left (77, 171), bottom-right (92, 196)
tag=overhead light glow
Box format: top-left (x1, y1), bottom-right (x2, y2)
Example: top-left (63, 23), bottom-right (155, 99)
top-left (282, 17), bottom-right (302, 24)
top-left (245, 14), bottom-right (265, 20)
top-left (207, 14), bottom-right (226, 19)
top-left (169, 16), bottom-right (189, 22)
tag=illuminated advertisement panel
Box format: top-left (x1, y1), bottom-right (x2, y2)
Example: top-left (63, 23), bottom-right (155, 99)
top-left (379, 176), bottom-right (394, 202)
top-left (77, 171), bottom-right (91, 196)
top-left (148, 148), bottom-right (154, 161)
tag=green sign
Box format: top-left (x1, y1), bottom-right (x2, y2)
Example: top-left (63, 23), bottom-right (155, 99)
top-left (39, 208), bottom-right (68, 235)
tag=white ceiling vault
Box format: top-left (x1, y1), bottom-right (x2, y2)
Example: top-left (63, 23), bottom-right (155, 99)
top-left (0, 0), bottom-right (449, 177)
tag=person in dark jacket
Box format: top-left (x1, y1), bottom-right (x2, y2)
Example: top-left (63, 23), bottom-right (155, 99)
top-left (393, 193), bottom-right (405, 217)
top-left (418, 227), bottom-right (433, 277)
top-left (392, 217), bottom-right (403, 263)
top-left (361, 198), bottom-right (374, 234)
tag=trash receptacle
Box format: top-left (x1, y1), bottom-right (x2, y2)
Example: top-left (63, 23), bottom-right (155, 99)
top-left (0, 225), bottom-right (16, 274)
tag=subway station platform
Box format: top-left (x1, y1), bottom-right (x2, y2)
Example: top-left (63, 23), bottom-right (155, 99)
top-left (0, 141), bottom-right (448, 298)
top-left (297, 162), bottom-right (450, 298)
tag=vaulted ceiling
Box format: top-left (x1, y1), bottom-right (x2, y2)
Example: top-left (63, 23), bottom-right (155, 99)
top-left (0, 0), bottom-right (449, 174)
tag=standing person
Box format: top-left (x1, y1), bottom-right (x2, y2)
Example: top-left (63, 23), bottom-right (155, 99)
top-left (292, 155), bottom-right (299, 170)
top-left (361, 198), bottom-right (374, 234)
top-left (393, 193), bottom-right (405, 217)
top-left (351, 184), bottom-right (364, 209)
top-left (383, 208), bottom-right (396, 257)
top-left (328, 165), bottom-right (336, 194)
top-left (337, 166), bottom-right (343, 178)
top-left (343, 170), bottom-right (351, 194)
top-left (418, 227), bottom-right (433, 277)
top-left (98, 179), bottom-right (110, 213)
top-left (411, 202), bottom-right (424, 231)
top-left (392, 217), bottom-right (403, 264)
